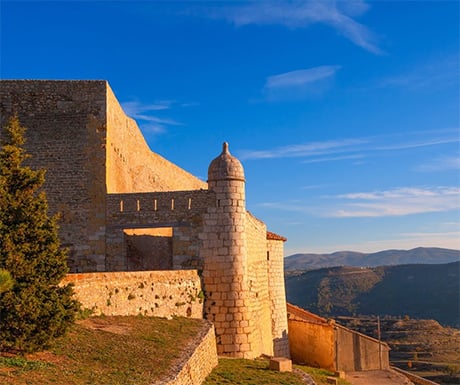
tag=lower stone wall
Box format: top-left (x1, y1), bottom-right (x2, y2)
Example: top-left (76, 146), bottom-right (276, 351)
top-left (62, 270), bottom-right (204, 318)
top-left (160, 321), bottom-right (218, 385)
top-left (336, 325), bottom-right (390, 371)
top-left (392, 366), bottom-right (438, 385)
top-left (288, 318), bottom-right (336, 370)
top-left (287, 304), bottom-right (390, 372)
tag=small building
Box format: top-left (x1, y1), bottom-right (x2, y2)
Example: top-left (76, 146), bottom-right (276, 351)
top-left (0, 80), bottom-right (289, 359)
top-left (287, 303), bottom-right (390, 372)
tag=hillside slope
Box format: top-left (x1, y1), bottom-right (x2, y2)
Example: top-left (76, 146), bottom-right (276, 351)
top-left (285, 261), bottom-right (460, 327)
top-left (336, 317), bottom-right (460, 385)
top-left (285, 247), bottom-right (460, 271)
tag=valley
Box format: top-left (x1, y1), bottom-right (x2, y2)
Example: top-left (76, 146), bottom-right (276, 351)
top-left (284, 252), bottom-right (460, 385)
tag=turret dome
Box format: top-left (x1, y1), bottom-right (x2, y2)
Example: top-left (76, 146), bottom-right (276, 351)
top-left (208, 142), bottom-right (245, 182)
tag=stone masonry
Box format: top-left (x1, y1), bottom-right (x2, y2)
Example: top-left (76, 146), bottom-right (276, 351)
top-left (0, 80), bottom-right (290, 359)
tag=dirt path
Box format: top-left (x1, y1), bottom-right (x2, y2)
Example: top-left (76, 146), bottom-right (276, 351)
top-left (345, 369), bottom-right (414, 385)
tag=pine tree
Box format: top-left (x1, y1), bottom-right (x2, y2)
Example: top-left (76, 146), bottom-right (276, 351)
top-left (0, 115), bottom-right (80, 353)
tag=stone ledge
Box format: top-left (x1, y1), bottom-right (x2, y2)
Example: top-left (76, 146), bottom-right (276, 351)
top-left (159, 321), bottom-right (218, 385)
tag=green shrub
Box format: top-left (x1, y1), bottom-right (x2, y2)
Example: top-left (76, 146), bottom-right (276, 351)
top-left (0, 115), bottom-right (80, 353)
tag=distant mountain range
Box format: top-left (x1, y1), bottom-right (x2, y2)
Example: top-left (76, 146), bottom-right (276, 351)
top-left (284, 247), bottom-right (460, 271)
top-left (285, 261), bottom-right (460, 327)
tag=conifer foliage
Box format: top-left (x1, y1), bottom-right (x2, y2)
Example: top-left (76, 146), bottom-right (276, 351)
top-left (0, 115), bottom-right (79, 352)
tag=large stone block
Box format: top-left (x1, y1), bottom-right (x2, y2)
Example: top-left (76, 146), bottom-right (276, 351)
top-left (269, 357), bottom-right (292, 372)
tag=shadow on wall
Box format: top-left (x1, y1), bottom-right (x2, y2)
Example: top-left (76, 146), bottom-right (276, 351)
top-left (273, 329), bottom-right (290, 357)
top-left (125, 228), bottom-right (173, 271)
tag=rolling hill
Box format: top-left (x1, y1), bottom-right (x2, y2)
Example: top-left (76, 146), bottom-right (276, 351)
top-left (284, 247), bottom-right (460, 271)
top-left (285, 261), bottom-right (460, 327)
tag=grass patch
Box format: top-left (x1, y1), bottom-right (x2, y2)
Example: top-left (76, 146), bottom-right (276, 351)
top-left (0, 315), bottom-right (206, 385)
top-left (0, 356), bottom-right (49, 372)
top-left (296, 366), bottom-right (352, 385)
top-left (203, 358), bottom-right (354, 385)
top-left (203, 358), bottom-right (305, 385)
top-left (1, 316), bottom-right (355, 385)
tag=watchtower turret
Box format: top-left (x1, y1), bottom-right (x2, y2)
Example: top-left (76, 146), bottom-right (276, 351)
top-left (201, 142), bottom-right (256, 358)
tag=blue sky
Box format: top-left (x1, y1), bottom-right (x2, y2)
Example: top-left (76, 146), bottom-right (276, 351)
top-left (1, 1), bottom-right (459, 255)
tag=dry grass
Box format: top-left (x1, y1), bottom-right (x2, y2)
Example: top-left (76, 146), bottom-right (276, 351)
top-left (202, 358), bottom-right (353, 385)
top-left (1, 315), bottom-right (354, 385)
top-left (0, 315), bottom-right (206, 385)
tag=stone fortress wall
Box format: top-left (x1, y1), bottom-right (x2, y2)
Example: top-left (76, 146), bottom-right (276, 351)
top-left (0, 80), bottom-right (290, 360)
top-left (0, 80), bottom-right (108, 271)
top-left (105, 84), bottom-right (206, 194)
top-left (62, 270), bottom-right (204, 318)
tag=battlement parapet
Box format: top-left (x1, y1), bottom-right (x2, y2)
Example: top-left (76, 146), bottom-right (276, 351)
top-left (106, 190), bottom-right (215, 228)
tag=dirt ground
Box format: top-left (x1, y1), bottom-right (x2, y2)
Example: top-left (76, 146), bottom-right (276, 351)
top-left (345, 369), bottom-right (414, 385)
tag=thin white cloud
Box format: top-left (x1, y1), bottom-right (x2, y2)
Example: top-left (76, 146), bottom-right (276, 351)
top-left (258, 186), bottom-right (460, 218)
top-left (239, 138), bottom-right (367, 160)
top-left (121, 100), bottom-right (183, 134)
top-left (204, 1), bottom-right (382, 54)
top-left (122, 100), bottom-right (172, 114)
top-left (331, 186), bottom-right (460, 218)
top-left (375, 138), bottom-right (458, 151)
top-left (302, 184), bottom-right (330, 190)
top-left (301, 154), bottom-right (365, 164)
top-left (416, 156), bottom-right (460, 172)
top-left (240, 130), bottom-right (459, 161)
top-left (140, 123), bottom-right (167, 135)
top-left (266, 66), bottom-right (341, 89)
top-left (132, 114), bottom-right (182, 126)
top-left (377, 55), bottom-right (459, 90)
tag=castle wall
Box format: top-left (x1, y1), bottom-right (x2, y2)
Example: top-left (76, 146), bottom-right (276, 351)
top-left (246, 212), bottom-right (273, 356)
top-left (287, 304), bottom-right (390, 371)
top-left (268, 237), bottom-right (290, 357)
top-left (336, 324), bottom-right (390, 371)
top-left (1, 80), bottom-right (290, 361)
top-left (124, 228), bottom-right (173, 271)
top-left (160, 321), bottom-right (218, 385)
top-left (105, 190), bottom-right (213, 271)
top-left (288, 318), bottom-right (336, 370)
top-left (173, 224), bottom-right (204, 271)
top-left (0, 80), bottom-right (108, 272)
top-left (105, 84), bottom-right (206, 193)
top-left (62, 270), bottom-right (204, 318)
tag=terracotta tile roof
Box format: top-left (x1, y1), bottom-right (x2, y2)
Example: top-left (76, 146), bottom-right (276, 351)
top-left (266, 231), bottom-right (287, 242)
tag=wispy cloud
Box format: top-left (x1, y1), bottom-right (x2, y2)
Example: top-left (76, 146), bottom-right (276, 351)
top-left (301, 154), bottom-right (365, 164)
top-left (263, 65), bottom-right (341, 100)
top-left (202, 0), bottom-right (382, 54)
top-left (122, 100), bottom-right (172, 114)
top-left (416, 156), bottom-right (460, 172)
top-left (266, 66), bottom-right (341, 89)
top-left (239, 129), bottom-right (459, 162)
top-left (259, 186), bottom-right (460, 219)
top-left (239, 138), bottom-right (367, 160)
top-left (331, 186), bottom-right (460, 217)
top-left (121, 100), bottom-right (183, 134)
top-left (377, 55), bottom-right (459, 90)
top-left (302, 184), bottom-right (330, 190)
